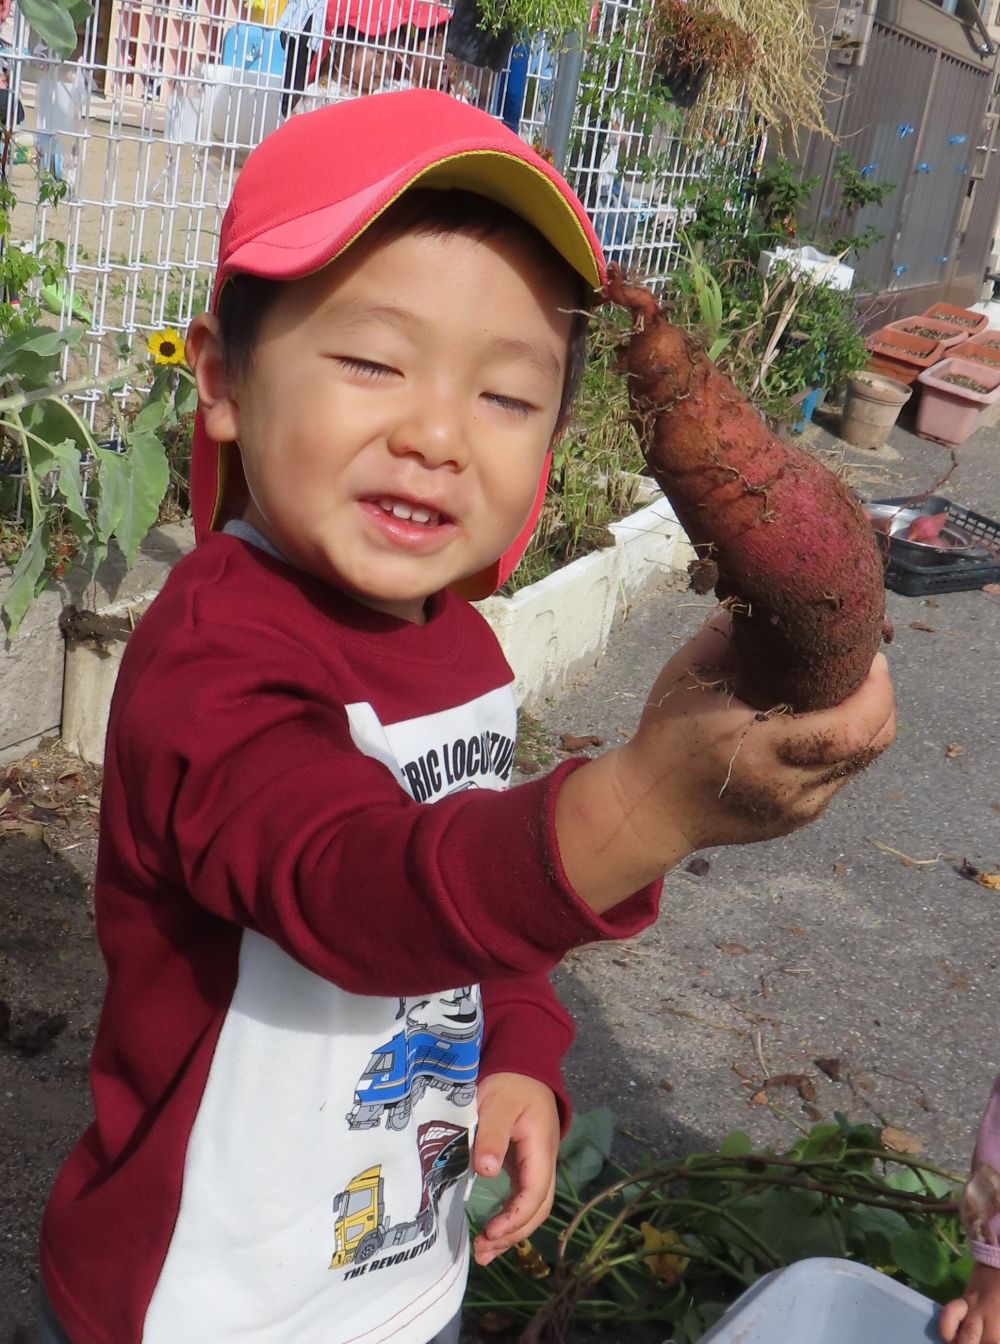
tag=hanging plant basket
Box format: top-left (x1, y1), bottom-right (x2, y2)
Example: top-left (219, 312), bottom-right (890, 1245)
top-left (444, 0), bottom-right (516, 71)
top-left (647, 0), bottom-right (755, 108)
top-left (654, 51), bottom-right (710, 108)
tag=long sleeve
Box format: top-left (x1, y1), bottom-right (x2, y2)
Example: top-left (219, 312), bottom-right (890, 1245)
top-left (480, 973), bottom-right (575, 1132)
top-left (102, 572), bottom-right (661, 998)
top-left (968, 1074), bottom-right (1000, 1267)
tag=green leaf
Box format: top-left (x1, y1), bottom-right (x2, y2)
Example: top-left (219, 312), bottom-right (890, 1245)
top-left (48, 439), bottom-right (88, 521)
top-left (467, 1171), bottom-right (510, 1226)
top-left (17, 0), bottom-right (81, 55)
top-left (719, 1131), bottom-right (753, 1158)
top-left (2, 524), bottom-right (50, 636)
top-left (96, 428), bottom-right (169, 563)
top-left (889, 1226), bottom-right (950, 1286)
top-left (556, 1107), bottom-right (614, 1195)
top-left (175, 374), bottom-right (198, 417)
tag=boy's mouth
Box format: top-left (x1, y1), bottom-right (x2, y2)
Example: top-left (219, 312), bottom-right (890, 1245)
top-left (375, 496), bottom-right (449, 527)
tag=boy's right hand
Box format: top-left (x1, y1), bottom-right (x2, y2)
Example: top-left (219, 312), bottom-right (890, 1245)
top-left (938, 1263), bottom-right (1000, 1343)
top-left (556, 612), bottom-right (896, 914)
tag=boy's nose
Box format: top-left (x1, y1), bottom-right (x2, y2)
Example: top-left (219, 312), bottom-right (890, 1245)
top-left (386, 399), bottom-right (468, 471)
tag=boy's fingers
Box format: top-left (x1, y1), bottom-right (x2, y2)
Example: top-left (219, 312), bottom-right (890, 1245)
top-left (472, 1125), bottom-right (510, 1179)
top-left (774, 655), bottom-right (896, 771)
top-left (938, 1299), bottom-right (969, 1342)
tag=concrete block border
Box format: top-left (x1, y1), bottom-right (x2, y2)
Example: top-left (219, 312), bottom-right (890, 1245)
top-left (1, 494), bottom-right (692, 765)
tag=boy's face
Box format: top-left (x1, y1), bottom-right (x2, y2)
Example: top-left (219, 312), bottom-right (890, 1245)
top-left (200, 221), bottom-right (575, 622)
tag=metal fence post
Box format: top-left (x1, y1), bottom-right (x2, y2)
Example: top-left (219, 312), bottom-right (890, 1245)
top-left (544, 28), bottom-right (584, 172)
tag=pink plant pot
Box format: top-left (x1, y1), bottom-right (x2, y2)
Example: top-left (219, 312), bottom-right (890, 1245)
top-left (916, 357), bottom-right (1000, 445)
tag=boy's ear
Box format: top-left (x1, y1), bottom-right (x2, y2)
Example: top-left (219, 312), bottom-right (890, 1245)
top-left (186, 313), bottom-right (241, 444)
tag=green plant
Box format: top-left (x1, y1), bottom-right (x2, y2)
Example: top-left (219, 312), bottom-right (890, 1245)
top-left (0, 327), bottom-right (195, 635)
top-left (467, 1112), bottom-right (969, 1344)
top-left (471, 0), bottom-right (591, 39)
top-left (650, 0), bottom-right (756, 85)
top-left (754, 155), bottom-right (819, 241)
top-left (503, 312), bottom-right (646, 594)
top-left (826, 153), bottom-right (897, 262)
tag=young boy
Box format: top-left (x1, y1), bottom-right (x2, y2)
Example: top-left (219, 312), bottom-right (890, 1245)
top-left (37, 89), bottom-right (895, 1344)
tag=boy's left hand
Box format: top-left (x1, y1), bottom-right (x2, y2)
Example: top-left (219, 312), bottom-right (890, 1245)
top-left (472, 1071), bottom-right (561, 1267)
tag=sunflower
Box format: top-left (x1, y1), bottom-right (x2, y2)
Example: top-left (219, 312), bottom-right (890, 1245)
top-left (147, 327), bottom-right (185, 366)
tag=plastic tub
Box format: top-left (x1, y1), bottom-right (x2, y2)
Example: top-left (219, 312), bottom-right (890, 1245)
top-left (916, 356), bottom-right (1000, 445)
top-left (864, 327), bottom-right (946, 384)
top-left (922, 302), bottom-right (989, 337)
top-left (696, 1257), bottom-right (939, 1344)
top-left (887, 315), bottom-right (969, 349)
top-left (962, 330), bottom-right (1000, 368)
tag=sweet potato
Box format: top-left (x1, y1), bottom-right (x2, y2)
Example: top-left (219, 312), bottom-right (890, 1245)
top-left (606, 265), bottom-right (886, 712)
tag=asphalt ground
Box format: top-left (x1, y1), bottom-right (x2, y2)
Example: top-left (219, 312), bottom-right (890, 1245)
top-left (541, 402), bottom-right (1000, 1179)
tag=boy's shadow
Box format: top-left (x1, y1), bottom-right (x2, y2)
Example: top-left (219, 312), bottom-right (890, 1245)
top-left (0, 832), bottom-right (104, 1344)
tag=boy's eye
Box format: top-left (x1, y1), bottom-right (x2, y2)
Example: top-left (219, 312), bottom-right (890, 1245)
top-left (336, 356), bottom-right (398, 379)
top-left (484, 392), bottom-right (536, 417)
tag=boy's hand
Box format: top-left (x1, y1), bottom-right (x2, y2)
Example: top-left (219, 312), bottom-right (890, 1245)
top-left (938, 1263), bottom-right (1000, 1343)
top-left (557, 612), bottom-right (896, 913)
top-left (472, 1072), bottom-right (560, 1267)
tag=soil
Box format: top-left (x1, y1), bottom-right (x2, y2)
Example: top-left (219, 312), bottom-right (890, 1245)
top-left (0, 740), bottom-right (103, 1341)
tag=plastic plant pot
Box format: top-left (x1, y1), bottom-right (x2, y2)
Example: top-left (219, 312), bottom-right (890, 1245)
top-left (696, 1257), bottom-right (937, 1344)
top-left (864, 326), bottom-right (945, 384)
top-left (840, 371), bottom-right (911, 449)
top-left (887, 315), bottom-right (968, 349)
top-left (963, 329), bottom-right (1000, 367)
top-left (916, 356), bottom-right (1000, 445)
top-left (921, 301), bottom-right (989, 337)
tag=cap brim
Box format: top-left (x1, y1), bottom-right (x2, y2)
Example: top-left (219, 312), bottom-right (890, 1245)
top-left (218, 149), bottom-right (603, 302)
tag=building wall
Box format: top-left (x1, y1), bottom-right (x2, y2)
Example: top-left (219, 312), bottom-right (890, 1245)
top-left (801, 0), bottom-right (1000, 317)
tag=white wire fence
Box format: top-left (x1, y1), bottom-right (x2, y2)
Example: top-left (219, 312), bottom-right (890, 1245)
top-left (0, 0), bottom-right (754, 524)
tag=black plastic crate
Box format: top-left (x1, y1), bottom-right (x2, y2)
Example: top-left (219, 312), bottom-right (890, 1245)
top-left (869, 494), bottom-right (1000, 596)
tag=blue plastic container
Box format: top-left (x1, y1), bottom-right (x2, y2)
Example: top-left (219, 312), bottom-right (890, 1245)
top-left (696, 1258), bottom-right (940, 1343)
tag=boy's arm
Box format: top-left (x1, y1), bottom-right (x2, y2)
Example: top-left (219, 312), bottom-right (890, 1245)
top-left (118, 613), bottom-right (892, 993)
top-left (554, 614), bottom-right (896, 913)
top-left (480, 974), bottom-right (574, 1132)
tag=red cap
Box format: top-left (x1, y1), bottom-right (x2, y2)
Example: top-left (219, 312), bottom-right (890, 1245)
top-left (191, 88), bottom-right (606, 600)
top-left (327, 0), bottom-right (450, 38)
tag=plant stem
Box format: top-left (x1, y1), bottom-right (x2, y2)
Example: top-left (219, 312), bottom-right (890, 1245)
top-left (0, 363), bottom-right (145, 415)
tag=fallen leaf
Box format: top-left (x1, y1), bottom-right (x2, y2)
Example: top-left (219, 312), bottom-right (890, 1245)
top-left (909, 622), bottom-right (935, 633)
top-left (832, 862), bottom-right (847, 877)
top-left (751, 1073), bottom-right (817, 1104)
top-left (0, 787), bottom-right (11, 813)
top-left (880, 1125), bottom-right (923, 1155)
top-left (814, 1057), bottom-right (843, 1082)
top-left (716, 941), bottom-right (750, 955)
top-left (559, 733), bottom-right (604, 752)
top-left (957, 860), bottom-right (1000, 890)
top-left (983, 583), bottom-right (1000, 596)
top-left (780, 926), bottom-right (806, 936)
top-left (946, 744), bottom-right (963, 760)
top-left (639, 1222), bottom-right (690, 1284)
top-left (803, 1102), bottom-right (823, 1122)
top-left (657, 1077), bottom-right (674, 1092)
top-left (686, 857), bottom-right (711, 877)
top-left (924, 596), bottom-right (940, 608)
top-left (0, 817), bottom-right (45, 842)
top-left (914, 1095), bottom-right (932, 1112)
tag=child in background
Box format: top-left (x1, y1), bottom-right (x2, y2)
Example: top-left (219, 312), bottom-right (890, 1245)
top-left (940, 1077), bottom-right (1000, 1344)
top-left (37, 89), bottom-right (895, 1344)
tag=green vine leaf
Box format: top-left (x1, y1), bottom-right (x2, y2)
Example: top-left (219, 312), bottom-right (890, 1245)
top-left (889, 1226), bottom-right (950, 1287)
top-left (2, 524), bottom-right (51, 636)
top-left (16, 0), bottom-right (88, 56)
